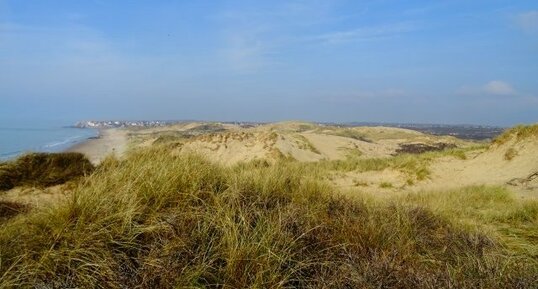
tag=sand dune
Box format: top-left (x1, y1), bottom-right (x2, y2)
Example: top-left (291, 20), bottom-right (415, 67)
top-left (422, 130), bottom-right (538, 194)
top-left (68, 121), bottom-right (537, 199)
top-left (130, 121), bottom-right (467, 164)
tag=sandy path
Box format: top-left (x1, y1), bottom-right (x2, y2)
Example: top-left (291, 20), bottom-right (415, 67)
top-left (68, 128), bottom-right (128, 164)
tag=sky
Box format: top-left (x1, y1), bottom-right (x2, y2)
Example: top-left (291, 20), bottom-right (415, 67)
top-left (0, 0), bottom-right (537, 126)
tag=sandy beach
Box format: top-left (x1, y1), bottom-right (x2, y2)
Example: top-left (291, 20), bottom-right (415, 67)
top-left (68, 128), bottom-right (128, 164)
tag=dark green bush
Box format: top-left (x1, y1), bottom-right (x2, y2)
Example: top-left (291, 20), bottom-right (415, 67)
top-left (0, 152), bottom-right (94, 191)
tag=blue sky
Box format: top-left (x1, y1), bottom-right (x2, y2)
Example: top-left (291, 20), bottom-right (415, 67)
top-left (1, 0), bottom-right (537, 126)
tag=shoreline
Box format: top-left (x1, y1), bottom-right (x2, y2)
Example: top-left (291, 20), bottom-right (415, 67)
top-left (67, 128), bottom-right (128, 164)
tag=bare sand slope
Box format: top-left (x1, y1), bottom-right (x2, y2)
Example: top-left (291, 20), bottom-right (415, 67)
top-left (68, 128), bottom-right (128, 164)
top-left (178, 131), bottom-right (279, 164)
top-left (422, 134), bottom-right (538, 194)
top-left (331, 131), bottom-right (538, 198)
top-left (299, 132), bottom-right (394, 159)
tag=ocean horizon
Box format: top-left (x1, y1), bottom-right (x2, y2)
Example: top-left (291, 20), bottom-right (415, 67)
top-left (0, 119), bottom-right (98, 161)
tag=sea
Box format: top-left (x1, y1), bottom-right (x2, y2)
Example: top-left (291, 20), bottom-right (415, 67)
top-left (0, 119), bottom-right (98, 161)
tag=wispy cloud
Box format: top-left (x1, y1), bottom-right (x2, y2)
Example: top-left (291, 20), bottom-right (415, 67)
top-left (312, 22), bottom-right (417, 45)
top-left (457, 80), bottom-right (517, 96)
top-left (215, 1), bottom-right (340, 73)
top-left (483, 80), bottom-right (516, 95)
top-left (215, 1), bottom-right (418, 72)
top-left (516, 10), bottom-right (538, 33)
top-left (217, 20), bottom-right (418, 72)
top-left (220, 30), bottom-right (273, 72)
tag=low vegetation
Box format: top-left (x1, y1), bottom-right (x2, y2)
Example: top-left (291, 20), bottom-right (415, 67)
top-left (0, 152), bottom-right (94, 191)
top-left (504, 148), bottom-right (518, 160)
top-left (403, 186), bottom-right (538, 258)
top-left (353, 179), bottom-right (368, 187)
top-left (324, 128), bottom-right (372, 143)
top-left (303, 145), bottom-right (478, 185)
top-left (395, 142), bottom-right (456, 154)
top-left (294, 135), bottom-right (321, 154)
top-left (0, 148), bottom-right (536, 288)
top-left (379, 181), bottom-right (393, 189)
top-left (493, 124), bottom-right (538, 145)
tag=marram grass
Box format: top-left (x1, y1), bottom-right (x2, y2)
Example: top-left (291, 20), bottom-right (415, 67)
top-left (0, 147), bottom-right (537, 288)
top-left (493, 124), bottom-right (538, 145)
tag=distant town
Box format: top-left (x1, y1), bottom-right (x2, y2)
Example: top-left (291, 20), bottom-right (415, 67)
top-left (74, 120), bottom-right (505, 140)
top-left (74, 120), bottom-right (180, 128)
top-left (340, 122), bottom-right (505, 140)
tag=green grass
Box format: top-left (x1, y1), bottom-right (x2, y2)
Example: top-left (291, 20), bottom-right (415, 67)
top-left (0, 148), bottom-right (536, 288)
top-left (0, 152), bottom-right (94, 191)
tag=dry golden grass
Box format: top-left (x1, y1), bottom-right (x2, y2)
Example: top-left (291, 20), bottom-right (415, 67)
top-left (402, 186), bottom-right (538, 258)
top-left (493, 124), bottom-right (538, 145)
top-left (0, 147), bottom-right (537, 288)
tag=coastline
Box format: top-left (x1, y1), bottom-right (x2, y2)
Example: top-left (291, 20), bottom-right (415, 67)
top-left (67, 128), bottom-right (128, 164)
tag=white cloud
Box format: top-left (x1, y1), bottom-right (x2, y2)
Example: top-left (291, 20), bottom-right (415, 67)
top-left (516, 10), bottom-right (538, 32)
top-left (483, 80), bottom-right (515, 95)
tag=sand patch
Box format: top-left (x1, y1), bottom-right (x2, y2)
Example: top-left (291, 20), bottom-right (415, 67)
top-left (68, 128), bottom-right (128, 164)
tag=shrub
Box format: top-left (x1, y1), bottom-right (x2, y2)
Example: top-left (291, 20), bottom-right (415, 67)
top-left (0, 152), bottom-right (94, 191)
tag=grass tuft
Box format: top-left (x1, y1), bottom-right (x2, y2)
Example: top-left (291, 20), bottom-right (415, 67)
top-left (493, 124), bottom-right (538, 145)
top-left (504, 148), bottom-right (518, 160)
top-left (379, 182), bottom-right (393, 188)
